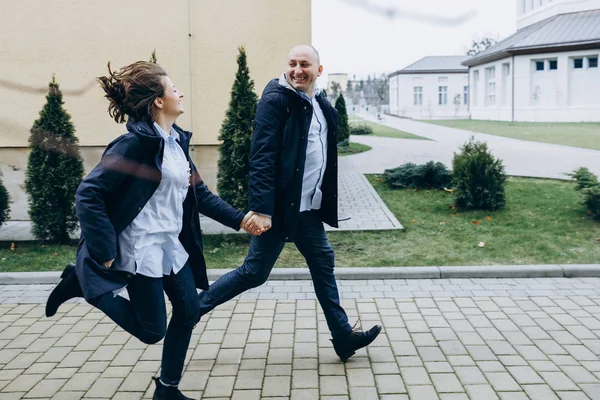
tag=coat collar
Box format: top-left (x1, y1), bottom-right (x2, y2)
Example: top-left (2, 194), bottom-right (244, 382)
top-left (125, 119), bottom-right (192, 143)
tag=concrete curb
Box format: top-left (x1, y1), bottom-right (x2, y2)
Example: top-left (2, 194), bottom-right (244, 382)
top-left (1, 264), bottom-right (599, 285)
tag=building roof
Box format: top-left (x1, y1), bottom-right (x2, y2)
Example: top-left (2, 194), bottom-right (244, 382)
top-left (464, 9), bottom-right (600, 67)
top-left (389, 56), bottom-right (469, 77)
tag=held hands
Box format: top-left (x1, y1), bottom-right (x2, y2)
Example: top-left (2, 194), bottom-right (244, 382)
top-left (103, 259), bottom-right (114, 268)
top-left (241, 211), bottom-right (272, 236)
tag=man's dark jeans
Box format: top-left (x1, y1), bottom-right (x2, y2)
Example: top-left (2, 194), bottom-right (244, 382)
top-left (89, 263), bottom-right (199, 386)
top-left (198, 210), bottom-right (352, 339)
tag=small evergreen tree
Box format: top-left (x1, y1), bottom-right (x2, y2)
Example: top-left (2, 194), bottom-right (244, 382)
top-left (335, 94), bottom-right (350, 143)
top-left (0, 171), bottom-right (10, 227)
top-left (216, 46), bottom-right (258, 211)
top-left (25, 76), bottom-right (84, 243)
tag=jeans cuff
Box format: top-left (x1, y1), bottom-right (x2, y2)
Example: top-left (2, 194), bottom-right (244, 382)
top-left (159, 376), bottom-right (180, 387)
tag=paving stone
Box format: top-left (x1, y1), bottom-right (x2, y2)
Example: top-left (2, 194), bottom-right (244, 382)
top-left (2, 374), bottom-right (44, 392)
top-left (203, 376), bottom-right (236, 398)
top-left (291, 369), bottom-right (318, 389)
top-left (407, 385), bottom-right (440, 400)
top-left (522, 384), bottom-right (560, 400)
top-left (431, 373), bottom-right (464, 393)
top-left (320, 375), bottom-right (348, 396)
top-left (85, 377), bottom-right (123, 398)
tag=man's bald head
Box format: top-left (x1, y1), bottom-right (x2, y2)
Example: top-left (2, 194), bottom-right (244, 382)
top-left (288, 45), bottom-right (320, 65)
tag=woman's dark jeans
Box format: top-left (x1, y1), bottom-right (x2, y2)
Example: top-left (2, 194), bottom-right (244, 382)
top-left (89, 263), bottom-right (200, 386)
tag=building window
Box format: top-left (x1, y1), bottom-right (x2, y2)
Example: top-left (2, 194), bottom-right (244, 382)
top-left (413, 87), bottom-right (423, 106)
top-left (589, 57), bottom-right (598, 68)
top-left (463, 86), bottom-right (469, 105)
top-left (438, 76), bottom-right (448, 82)
top-left (535, 61), bottom-right (544, 71)
top-left (521, 0), bottom-right (526, 13)
top-left (573, 58), bottom-right (584, 69)
top-left (485, 67), bottom-right (496, 106)
top-left (503, 63), bottom-right (511, 76)
top-left (438, 86), bottom-right (448, 106)
top-left (549, 60), bottom-right (558, 70)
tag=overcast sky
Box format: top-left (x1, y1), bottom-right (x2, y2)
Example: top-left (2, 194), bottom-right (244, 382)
top-left (312, 0), bottom-right (517, 80)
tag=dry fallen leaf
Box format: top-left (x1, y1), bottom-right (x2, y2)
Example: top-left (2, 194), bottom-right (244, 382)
top-left (596, 238), bottom-right (600, 242)
top-left (411, 219), bottom-right (416, 224)
top-left (443, 187), bottom-right (455, 193)
top-left (478, 241), bottom-right (485, 247)
top-left (1, 258), bottom-right (6, 261)
top-left (472, 220), bottom-right (479, 225)
top-left (439, 221), bottom-right (446, 225)
top-left (9, 242), bottom-right (15, 251)
top-left (486, 216), bottom-right (493, 221)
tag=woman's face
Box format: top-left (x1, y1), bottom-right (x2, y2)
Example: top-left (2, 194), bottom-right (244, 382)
top-left (155, 76), bottom-right (184, 119)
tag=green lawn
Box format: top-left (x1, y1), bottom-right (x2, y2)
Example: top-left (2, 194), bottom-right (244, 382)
top-left (353, 121), bottom-right (427, 140)
top-left (2, 178), bottom-right (599, 272)
top-left (427, 120), bottom-right (600, 150)
top-left (338, 142), bottom-right (372, 156)
top-left (349, 114), bottom-right (427, 140)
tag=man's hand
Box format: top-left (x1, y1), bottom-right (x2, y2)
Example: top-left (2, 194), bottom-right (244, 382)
top-left (103, 259), bottom-right (114, 268)
top-left (241, 211), bottom-right (255, 230)
top-left (243, 213), bottom-right (272, 236)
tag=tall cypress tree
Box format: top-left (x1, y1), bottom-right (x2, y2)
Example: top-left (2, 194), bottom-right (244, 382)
top-left (335, 94), bottom-right (350, 143)
top-left (25, 76), bottom-right (84, 243)
top-left (0, 172), bottom-right (9, 227)
top-left (217, 46), bottom-right (258, 211)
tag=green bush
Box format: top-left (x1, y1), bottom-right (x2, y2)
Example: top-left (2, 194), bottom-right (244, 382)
top-left (582, 185), bottom-right (600, 220)
top-left (337, 139), bottom-right (349, 148)
top-left (570, 167), bottom-right (600, 219)
top-left (452, 138), bottom-right (507, 211)
top-left (350, 124), bottom-right (373, 135)
top-left (24, 77), bottom-right (84, 243)
top-left (0, 172), bottom-right (10, 227)
top-left (383, 161), bottom-right (452, 190)
top-left (569, 167), bottom-right (599, 191)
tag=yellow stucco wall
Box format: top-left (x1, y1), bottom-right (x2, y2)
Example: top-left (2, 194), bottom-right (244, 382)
top-left (0, 0), bottom-right (311, 220)
top-left (0, 0), bottom-right (311, 147)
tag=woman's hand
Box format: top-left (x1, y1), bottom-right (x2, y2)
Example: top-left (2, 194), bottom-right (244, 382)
top-left (244, 213), bottom-right (272, 236)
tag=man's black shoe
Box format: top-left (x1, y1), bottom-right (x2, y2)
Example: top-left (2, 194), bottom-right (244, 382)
top-left (152, 377), bottom-right (194, 400)
top-left (331, 324), bottom-right (382, 362)
top-left (45, 263), bottom-right (83, 317)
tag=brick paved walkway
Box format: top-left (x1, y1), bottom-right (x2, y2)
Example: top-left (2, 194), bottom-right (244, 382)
top-left (2, 277), bottom-right (600, 399)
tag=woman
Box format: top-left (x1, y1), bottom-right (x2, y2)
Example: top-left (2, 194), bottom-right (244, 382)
top-left (45, 61), bottom-right (260, 400)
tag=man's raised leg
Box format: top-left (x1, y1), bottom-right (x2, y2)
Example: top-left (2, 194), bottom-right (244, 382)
top-left (198, 230), bottom-right (286, 316)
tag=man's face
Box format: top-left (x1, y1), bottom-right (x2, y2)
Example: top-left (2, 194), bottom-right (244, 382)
top-left (286, 46), bottom-right (323, 94)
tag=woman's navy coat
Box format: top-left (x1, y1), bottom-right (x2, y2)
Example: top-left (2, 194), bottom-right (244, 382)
top-left (75, 120), bottom-right (244, 300)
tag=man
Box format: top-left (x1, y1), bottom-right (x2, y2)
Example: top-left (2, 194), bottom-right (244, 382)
top-left (198, 45), bottom-right (381, 362)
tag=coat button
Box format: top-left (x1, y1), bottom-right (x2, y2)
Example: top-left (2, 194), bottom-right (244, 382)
top-left (290, 203), bottom-right (295, 207)
top-left (296, 168), bottom-right (300, 172)
top-left (138, 207), bottom-right (142, 212)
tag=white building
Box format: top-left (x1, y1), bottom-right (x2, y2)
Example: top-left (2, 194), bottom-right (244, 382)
top-left (388, 56), bottom-right (470, 120)
top-left (464, 0), bottom-right (600, 122)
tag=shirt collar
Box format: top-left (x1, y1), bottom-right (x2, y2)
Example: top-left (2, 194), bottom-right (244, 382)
top-left (153, 122), bottom-right (180, 141)
top-left (279, 73), bottom-right (321, 101)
